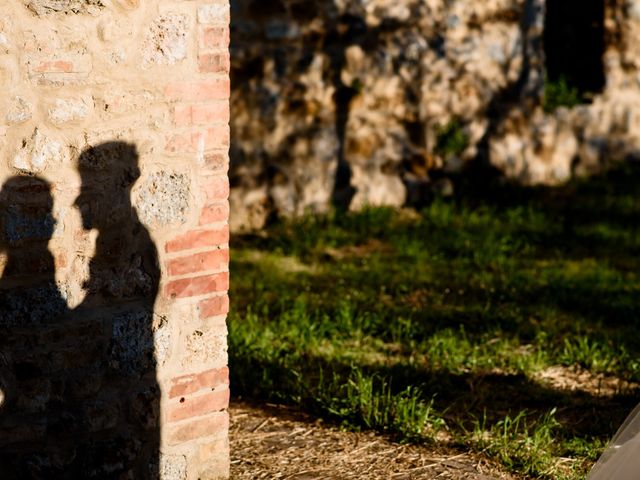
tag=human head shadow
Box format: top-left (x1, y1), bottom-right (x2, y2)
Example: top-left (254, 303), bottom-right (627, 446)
top-left (0, 175), bottom-right (71, 477)
top-left (0, 175), bottom-right (65, 320)
top-left (73, 142), bottom-right (161, 478)
top-left (75, 142), bottom-right (159, 308)
top-left (0, 142), bottom-right (162, 478)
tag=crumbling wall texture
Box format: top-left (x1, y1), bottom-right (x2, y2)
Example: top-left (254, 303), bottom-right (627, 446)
top-left (0, 0), bottom-right (230, 478)
top-left (231, 0), bottom-right (640, 230)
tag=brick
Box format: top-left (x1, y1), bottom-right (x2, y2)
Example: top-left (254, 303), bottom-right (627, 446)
top-left (167, 388), bottom-right (230, 423)
top-left (165, 226), bottom-right (229, 253)
top-left (199, 27), bottom-right (230, 49)
top-left (201, 176), bottom-right (230, 202)
top-left (198, 439), bottom-right (230, 464)
top-left (203, 152), bottom-right (229, 172)
top-left (165, 272), bottom-right (229, 299)
top-left (165, 79), bottom-right (230, 102)
top-left (168, 412), bottom-right (229, 445)
top-left (165, 126), bottom-right (230, 154)
top-left (173, 102), bottom-right (229, 127)
top-left (172, 106), bottom-right (192, 127)
top-left (28, 54), bottom-right (92, 76)
top-left (199, 201), bottom-right (229, 225)
top-left (167, 249), bottom-right (229, 276)
top-left (169, 366), bottom-right (230, 399)
top-left (198, 295), bottom-right (229, 319)
top-left (32, 60), bottom-right (73, 73)
top-left (198, 52), bottom-right (230, 74)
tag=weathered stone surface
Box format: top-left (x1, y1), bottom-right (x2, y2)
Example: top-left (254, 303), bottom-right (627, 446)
top-left (0, 33), bottom-right (9, 53)
top-left (0, 284), bottom-right (67, 326)
top-left (142, 14), bottom-right (189, 68)
top-left (136, 171), bottom-right (190, 227)
top-left (6, 97), bottom-right (32, 125)
top-left (11, 129), bottom-right (67, 174)
top-left (231, 0), bottom-right (640, 229)
top-left (184, 328), bottom-right (228, 369)
top-left (47, 97), bottom-right (93, 125)
top-left (159, 454), bottom-right (187, 480)
top-left (25, 0), bottom-right (105, 16)
top-left (109, 311), bottom-right (155, 374)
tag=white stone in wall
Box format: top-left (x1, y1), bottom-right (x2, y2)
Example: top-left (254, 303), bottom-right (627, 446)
top-left (47, 96), bottom-right (93, 125)
top-left (11, 128), bottom-right (68, 174)
top-left (6, 97), bottom-right (33, 125)
top-left (142, 14), bottom-right (188, 68)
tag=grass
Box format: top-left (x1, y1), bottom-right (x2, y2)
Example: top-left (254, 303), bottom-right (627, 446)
top-left (544, 76), bottom-right (584, 112)
top-left (435, 118), bottom-right (469, 159)
top-left (229, 162), bottom-right (640, 478)
top-left (471, 409), bottom-right (560, 476)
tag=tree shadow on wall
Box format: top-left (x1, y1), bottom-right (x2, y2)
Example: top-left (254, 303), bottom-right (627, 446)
top-left (0, 143), bottom-right (161, 479)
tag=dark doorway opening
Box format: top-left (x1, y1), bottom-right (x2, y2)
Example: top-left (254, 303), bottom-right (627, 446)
top-left (544, 0), bottom-right (606, 101)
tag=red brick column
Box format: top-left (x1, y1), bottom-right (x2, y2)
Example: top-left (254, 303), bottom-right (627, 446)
top-left (160, 2), bottom-right (231, 478)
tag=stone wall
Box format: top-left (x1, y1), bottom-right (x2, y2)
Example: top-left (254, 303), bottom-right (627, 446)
top-left (0, 1), bottom-right (230, 478)
top-left (230, 0), bottom-right (640, 230)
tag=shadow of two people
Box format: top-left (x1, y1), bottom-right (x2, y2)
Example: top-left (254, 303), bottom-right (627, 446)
top-left (0, 142), bottom-right (161, 479)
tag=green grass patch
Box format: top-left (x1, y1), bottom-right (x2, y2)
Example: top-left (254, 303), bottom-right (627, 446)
top-left (470, 409), bottom-right (560, 477)
top-left (544, 76), bottom-right (584, 112)
top-left (230, 163), bottom-right (640, 478)
top-left (435, 119), bottom-right (469, 159)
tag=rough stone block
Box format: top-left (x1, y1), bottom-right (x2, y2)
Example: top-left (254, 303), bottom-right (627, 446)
top-left (136, 171), bottom-right (190, 227)
top-left (142, 14), bottom-right (188, 68)
top-left (6, 96), bottom-right (33, 124)
top-left (183, 327), bottom-right (227, 368)
top-left (159, 454), bottom-right (187, 480)
top-left (197, 3), bottom-right (230, 25)
top-left (47, 96), bottom-right (93, 125)
top-left (25, 0), bottom-right (105, 16)
top-left (11, 128), bottom-right (68, 174)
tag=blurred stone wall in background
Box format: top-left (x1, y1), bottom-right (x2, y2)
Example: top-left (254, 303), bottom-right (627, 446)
top-left (230, 0), bottom-right (640, 230)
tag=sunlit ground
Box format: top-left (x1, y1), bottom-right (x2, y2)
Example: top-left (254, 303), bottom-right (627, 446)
top-left (229, 163), bottom-right (640, 479)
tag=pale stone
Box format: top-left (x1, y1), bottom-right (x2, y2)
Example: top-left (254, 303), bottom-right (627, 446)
top-left (11, 128), bottom-right (67, 174)
top-left (142, 14), bottom-right (188, 68)
top-left (136, 171), bottom-right (190, 227)
top-left (198, 4), bottom-right (230, 24)
top-left (0, 33), bottom-right (9, 52)
top-left (184, 329), bottom-right (228, 369)
top-left (6, 96), bottom-right (33, 124)
top-left (25, 0), bottom-right (105, 16)
top-left (47, 96), bottom-right (93, 125)
top-left (159, 454), bottom-right (187, 480)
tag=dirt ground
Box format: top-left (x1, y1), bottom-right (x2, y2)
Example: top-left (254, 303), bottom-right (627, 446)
top-left (229, 401), bottom-right (518, 480)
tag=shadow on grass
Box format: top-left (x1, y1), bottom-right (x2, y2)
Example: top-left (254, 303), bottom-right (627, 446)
top-left (229, 161), bottom-right (640, 475)
top-left (229, 343), bottom-right (637, 439)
